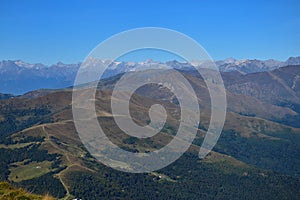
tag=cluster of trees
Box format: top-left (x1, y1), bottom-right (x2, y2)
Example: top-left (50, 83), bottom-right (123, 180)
top-left (215, 129), bottom-right (300, 176)
top-left (0, 140), bottom-right (65, 198)
top-left (0, 104), bottom-right (52, 138)
top-left (0, 142), bottom-right (61, 180)
top-left (14, 173), bottom-right (66, 199)
top-left (65, 153), bottom-right (300, 199)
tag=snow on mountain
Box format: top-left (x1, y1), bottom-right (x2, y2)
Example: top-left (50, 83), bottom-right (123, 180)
top-left (0, 56), bottom-right (299, 94)
top-left (213, 57), bottom-right (300, 73)
top-left (14, 60), bottom-right (45, 69)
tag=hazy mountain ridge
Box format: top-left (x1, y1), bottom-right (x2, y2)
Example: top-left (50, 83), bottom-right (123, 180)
top-left (223, 65), bottom-right (300, 115)
top-left (1, 56), bottom-right (300, 94)
top-left (0, 60), bottom-right (80, 94)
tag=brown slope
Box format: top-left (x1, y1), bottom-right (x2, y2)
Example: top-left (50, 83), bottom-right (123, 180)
top-left (224, 65), bottom-right (300, 107)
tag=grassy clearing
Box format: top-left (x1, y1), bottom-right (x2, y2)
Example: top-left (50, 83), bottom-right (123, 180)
top-left (201, 151), bottom-right (258, 176)
top-left (150, 172), bottom-right (177, 182)
top-left (9, 161), bottom-right (53, 182)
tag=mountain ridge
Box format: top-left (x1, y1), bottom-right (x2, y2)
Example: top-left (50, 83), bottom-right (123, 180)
top-left (1, 56), bottom-right (300, 94)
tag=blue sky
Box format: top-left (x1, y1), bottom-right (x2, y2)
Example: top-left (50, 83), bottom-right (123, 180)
top-left (0, 0), bottom-right (299, 64)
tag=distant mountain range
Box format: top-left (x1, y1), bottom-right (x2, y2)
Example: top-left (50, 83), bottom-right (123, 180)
top-left (1, 56), bottom-right (300, 94)
top-left (0, 60), bottom-right (80, 95)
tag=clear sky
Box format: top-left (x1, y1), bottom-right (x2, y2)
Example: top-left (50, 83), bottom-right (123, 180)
top-left (1, 0), bottom-right (299, 64)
